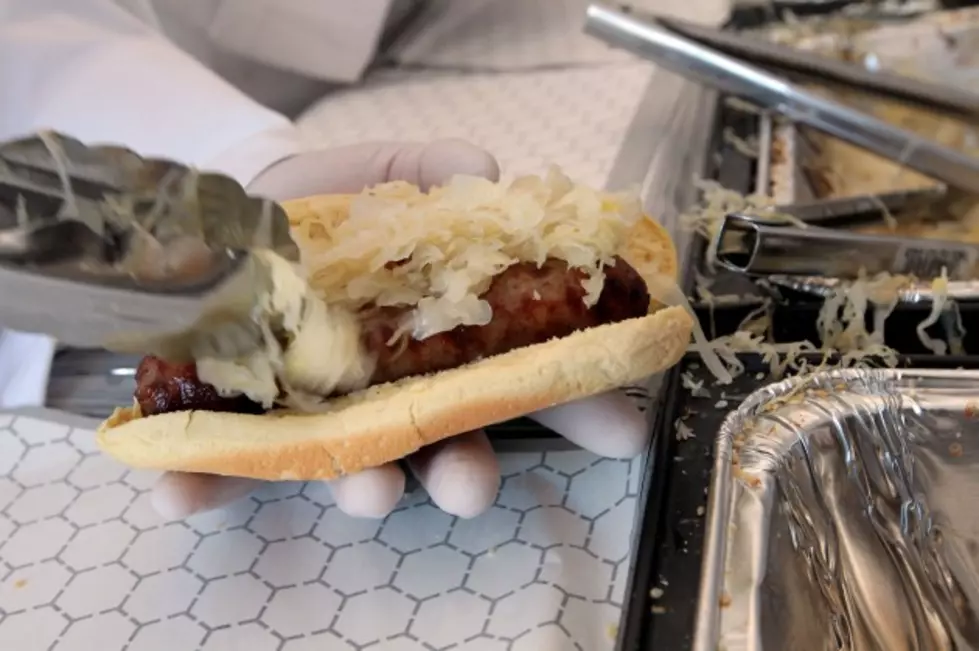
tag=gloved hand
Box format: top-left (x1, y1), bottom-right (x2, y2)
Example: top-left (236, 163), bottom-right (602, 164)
top-left (152, 140), bottom-right (651, 520)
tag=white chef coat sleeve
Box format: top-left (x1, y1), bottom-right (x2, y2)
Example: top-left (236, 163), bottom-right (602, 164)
top-left (0, 0), bottom-right (310, 409)
top-left (0, 0), bottom-right (309, 186)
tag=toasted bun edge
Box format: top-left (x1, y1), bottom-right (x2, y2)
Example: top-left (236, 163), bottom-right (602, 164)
top-left (97, 306), bottom-right (693, 481)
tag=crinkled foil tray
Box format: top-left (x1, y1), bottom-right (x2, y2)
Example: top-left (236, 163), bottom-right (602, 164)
top-left (767, 7), bottom-right (979, 302)
top-left (694, 367), bottom-right (979, 651)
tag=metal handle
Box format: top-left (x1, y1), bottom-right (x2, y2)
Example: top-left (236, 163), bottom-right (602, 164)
top-left (655, 16), bottom-right (979, 119)
top-left (584, 3), bottom-right (979, 195)
top-left (713, 213), bottom-right (979, 280)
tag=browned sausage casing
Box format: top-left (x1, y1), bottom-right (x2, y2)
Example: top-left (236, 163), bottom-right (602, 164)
top-left (135, 257), bottom-right (650, 417)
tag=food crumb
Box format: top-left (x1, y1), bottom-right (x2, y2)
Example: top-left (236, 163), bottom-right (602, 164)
top-left (719, 592), bottom-right (732, 608)
top-left (650, 587), bottom-right (664, 599)
top-left (606, 623), bottom-right (618, 641)
top-left (755, 372), bottom-right (765, 380)
top-left (697, 506), bottom-right (705, 516)
top-left (651, 605), bottom-right (667, 615)
top-left (966, 402), bottom-right (979, 419)
top-left (950, 442), bottom-right (964, 458)
top-left (13, 579), bottom-right (27, 589)
top-left (715, 400), bottom-right (729, 408)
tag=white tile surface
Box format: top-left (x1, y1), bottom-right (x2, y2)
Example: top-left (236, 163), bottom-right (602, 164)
top-left (0, 413), bottom-right (646, 650)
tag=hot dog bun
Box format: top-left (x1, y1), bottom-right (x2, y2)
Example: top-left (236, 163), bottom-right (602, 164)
top-left (97, 185), bottom-right (692, 481)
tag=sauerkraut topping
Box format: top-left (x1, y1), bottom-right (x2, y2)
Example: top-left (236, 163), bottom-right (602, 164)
top-left (678, 181), bottom-right (962, 384)
top-left (194, 251), bottom-right (374, 409)
top-left (294, 167), bottom-right (643, 340)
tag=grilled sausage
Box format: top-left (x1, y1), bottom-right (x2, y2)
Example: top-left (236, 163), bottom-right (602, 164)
top-left (135, 257), bottom-right (650, 416)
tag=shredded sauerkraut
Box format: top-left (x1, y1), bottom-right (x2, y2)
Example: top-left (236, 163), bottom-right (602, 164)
top-left (678, 180), bottom-right (962, 385)
top-left (295, 167), bottom-right (643, 341)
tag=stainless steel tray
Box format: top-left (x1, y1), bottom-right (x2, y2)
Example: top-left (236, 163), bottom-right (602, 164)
top-left (768, 8), bottom-right (979, 301)
top-left (695, 367), bottom-right (979, 651)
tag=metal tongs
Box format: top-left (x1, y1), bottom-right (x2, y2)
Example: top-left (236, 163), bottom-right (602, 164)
top-left (0, 131), bottom-right (298, 356)
top-left (712, 212), bottom-right (979, 280)
top-left (585, 3), bottom-right (979, 195)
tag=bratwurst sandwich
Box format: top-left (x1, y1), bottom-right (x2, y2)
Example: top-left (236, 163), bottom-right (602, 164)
top-left (97, 168), bottom-right (694, 480)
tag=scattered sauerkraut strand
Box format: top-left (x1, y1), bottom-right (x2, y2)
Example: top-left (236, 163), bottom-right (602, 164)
top-left (298, 167), bottom-right (643, 341)
top-left (677, 180), bottom-right (968, 385)
top-left (916, 268), bottom-right (950, 355)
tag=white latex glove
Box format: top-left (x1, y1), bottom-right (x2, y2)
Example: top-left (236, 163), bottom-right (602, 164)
top-left (152, 139), bottom-right (651, 521)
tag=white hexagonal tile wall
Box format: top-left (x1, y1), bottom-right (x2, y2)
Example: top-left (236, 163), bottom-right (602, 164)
top-left (561, 598), bottom-right (622, 650)
top-left (0, 560), bottom-right (72, 612)
top-left (411, 590), bottom-right (491, 648)
top-left (496, 468), bottom-right (568, 512)
top-left (0, 429), bottom-right (27, 476)
top-left (280, 631), bottom-right (354, 651)
top-left (122, 493), bottom-right (167, 531)
top-left (188, 529), bottom-right (264, 579)
top-left (12, 442), bottom-right (80, 487)
top-left (248, 499), bottom-right (321, 541)
top-left (313, 507), bottom-right (381, 546)
top-left (202, 622), bottom-right (280, 651)
top-left (124, 568), bottom-right (203, 623)
top-left (185, 498), bottom-right (258, 535)
top-left (333, 587), bottom-right (416, 646)
top-left (0, 477), bottom-right (22, 512)
top-left (67, 425), bottom-right (100, 454)
top-left (123, 524), bottom-right (200, 575)
top-left (544, 450), bottom-right (603, 475)
top-left (565, 460), bottom-right (629, 518)
top-left (263, 583), bottom-right (342, 637)
top-left (192, 574), bottom-right (272, 627)
top-left (520, 506), bottom-right (589, 549)
top-left (456, 637), bottom-right (511, 650)
top-left (395, 546), bottom-right (471, 599)
top-left (127, 616), bottom-right (206, 651)
top-left (379, 505), bottom-right (453, 553)
top-left (448, 506), bottom-right (520, 555)
top-left (322, 541), bottom-right (397, 595)
top-left (12, 417), bottom-right (69, 443)
top-left (58, 609), bottom-right (136, 649)
top-left (253, 537), bottom-right (330, 588)
top-left (538, 547), bottom-right (614, 601)
top-left (67, 453), bottom-right (127, 488)
top-left (5, 483), bottom-right (78, 523)
top-left (588, 500), bottom-right (636, 563)
top-left (3, 518), bottom-right (75, 566)
top-left (486, 584), bottom-right (565, 639)
top-left (56, 564), bottom-right (137, 618)
top-left (59, 520), bottom-right (136, 570)
top-left (0, 606), bottom-right (68, 651)
top-left (467, 543), bottom-right (542, 599)
top-left (65, 483), bottom-right (136, 526)
top-left (510, 623), bottom-right (575, 650)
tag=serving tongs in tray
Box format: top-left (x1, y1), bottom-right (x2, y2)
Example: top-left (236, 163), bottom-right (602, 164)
top-left (0, 131), bottom-right (297, 354)
top-left (586, 4), bottom-right (979, 302)
top-left (585, 4), bottom-right (979, 193)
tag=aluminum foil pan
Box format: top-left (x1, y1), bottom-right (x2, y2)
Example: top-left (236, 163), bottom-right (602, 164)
top-left (767, 7), bottom-right (979, 302)
top-left (694, 367), bottom-right (979, 651)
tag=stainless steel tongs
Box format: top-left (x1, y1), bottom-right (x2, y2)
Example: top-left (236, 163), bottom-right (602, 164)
top-left (585, 3), bottom-right (979, 195)
top-left (711, 212), bottom-right (979, 280)
top-left (0, 131), bottom-right (299, 355)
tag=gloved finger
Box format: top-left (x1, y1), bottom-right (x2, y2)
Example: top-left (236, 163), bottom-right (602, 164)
top-left (327, 462), bottom-right (406, 519)
top-left (527, 390), bottom-right (650, 459)
top-left (407, 430), bottom-right (500, 519)
top-left (152, 472), bottom-right (260, 519)
top-left (247, 139), bottom-right (500, 200)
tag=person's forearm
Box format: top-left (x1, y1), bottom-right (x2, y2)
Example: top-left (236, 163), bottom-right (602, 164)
top-left (0, 0), bottom-right (307, 184)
